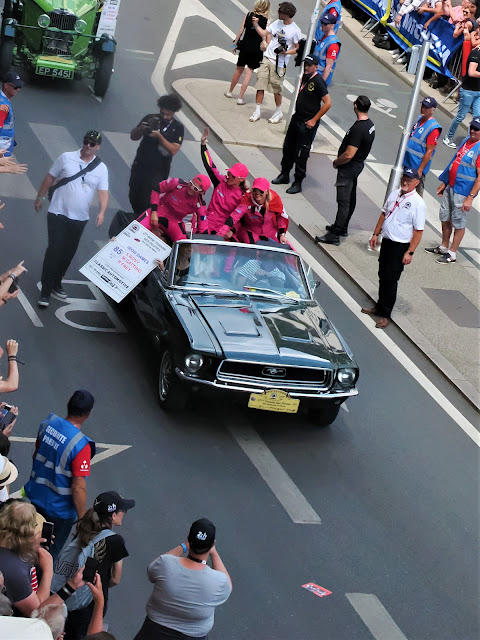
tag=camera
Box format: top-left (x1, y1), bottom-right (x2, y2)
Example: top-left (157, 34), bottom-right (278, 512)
top-left (143, 115), bottom-right (161, 134)
top-left (274, 36), bottom-right (288, 54)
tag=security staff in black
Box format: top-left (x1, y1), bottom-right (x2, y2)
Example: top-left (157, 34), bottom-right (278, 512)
top-left (316, 95), bottom-right (375, 245)
top-left (129, 94), bottom-right (184, 215)
top-left (272, 54), bottom-right (331, 194)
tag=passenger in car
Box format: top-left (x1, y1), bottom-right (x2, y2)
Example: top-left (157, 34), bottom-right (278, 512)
top-left (235, 177), bottom-right (290, 245)
top-left (137, 174), bottom-right (211, 243)
top-left (200, 127), bottom-right (249, 239)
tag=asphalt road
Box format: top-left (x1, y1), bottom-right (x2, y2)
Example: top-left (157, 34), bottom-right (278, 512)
top-left (0, 1), bottom-right (478, 639)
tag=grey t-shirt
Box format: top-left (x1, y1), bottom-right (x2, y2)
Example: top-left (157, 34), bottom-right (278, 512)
top-left (145, 554), bottom-right (231, 637)
top-left (0, 547), bottom-right (33, 605)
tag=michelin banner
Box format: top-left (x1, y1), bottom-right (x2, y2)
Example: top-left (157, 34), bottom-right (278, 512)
top-left (387, 1), bottom-right (461, 78)
top-left (351, 0), bottom-right (392, 24)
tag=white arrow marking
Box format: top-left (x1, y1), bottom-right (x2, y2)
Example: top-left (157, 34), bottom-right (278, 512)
top-left (346, 593), bottom-right (409, 640)
top-left (358, 79), bottom-right (390, 86)
top-left (341, 403), bottom-right (349, 413)
top-left (172, 46), bottom-right (237, 70)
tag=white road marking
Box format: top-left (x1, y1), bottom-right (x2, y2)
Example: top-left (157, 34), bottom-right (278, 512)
top-left (16, 290), bottom-right (44, 327)
top-left (124, 48), bottom-right (154, 55)
top-left (346, 593), bottom-right (409, 640)
top-left (0, 172), bottom-right (36, 199)
top-left (358, 79), bottom-right (390, 86)
top-left (464, 249), bottom-right (480, 266)
top-left (341, 403), bottom-right (349, 412)
top-left (103, 131), bottom-right (137, 167)
top-left (293, 244), bottom-right (480, 446)
top-left (172, 46), bottom-right (237, 70)
top-left (228, 421), bottom-right (322, 524)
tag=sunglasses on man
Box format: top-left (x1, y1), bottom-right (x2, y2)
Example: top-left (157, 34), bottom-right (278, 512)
top-left (7, 84), bottom-right (21, 91)
top-left (83, 138), bottom-right (98, 147)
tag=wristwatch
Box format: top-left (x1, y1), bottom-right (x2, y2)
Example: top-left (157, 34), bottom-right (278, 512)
top-left (469, 193), bottom-right (476, 198)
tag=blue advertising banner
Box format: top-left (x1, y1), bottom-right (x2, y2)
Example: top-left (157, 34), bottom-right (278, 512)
top-left (351, 0), bottom-right (392, 24)
top-left (386, 1), bottom-right (462, 78)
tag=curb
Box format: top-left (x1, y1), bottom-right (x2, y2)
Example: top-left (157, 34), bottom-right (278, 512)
top-left (173, 81), bottom-right (480, 412)
top-left (340, 12), bottom-right (468, 132)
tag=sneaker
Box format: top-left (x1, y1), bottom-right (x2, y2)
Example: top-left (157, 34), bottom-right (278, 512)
top-left (436, 253), bottom-right (456, 264)
top-left (249, 109), bottom-right (261, 122)
top-left (224, 90), bottom-right (233, 98)
top-left (37, 294), bottom-right (50, 308)
top-left (424, 245), bottom-right (447, 255)
top-left (237, 98), bottom-right (246, 105)
top-left (443, 137), bottom-right (457, 149)
top-left (52, 286), bottom-right (68, 300)
top-left (268, 111), bottom-right (283, 124)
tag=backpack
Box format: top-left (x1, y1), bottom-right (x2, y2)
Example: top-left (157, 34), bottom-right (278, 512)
top-left (50, 529), bottom-right (115, 611)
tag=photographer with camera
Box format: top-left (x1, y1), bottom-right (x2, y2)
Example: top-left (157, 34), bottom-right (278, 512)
top-left (250, 2), bottom-right (301, 124)
top-left (129, 95), bottom-right (184, 216)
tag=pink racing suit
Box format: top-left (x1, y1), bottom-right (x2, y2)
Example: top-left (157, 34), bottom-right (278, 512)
top-left (137, 178), bottom-right (207, 243)
top-left (200, 145), bottom-right (244, 237)
top-left (236, 189), bottom-right (289, 244)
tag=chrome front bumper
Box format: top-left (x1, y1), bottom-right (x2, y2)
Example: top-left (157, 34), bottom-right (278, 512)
top-left (176, 369), bottom-right (358, 400)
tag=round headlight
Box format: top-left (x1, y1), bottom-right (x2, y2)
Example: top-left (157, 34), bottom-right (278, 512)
top-left (184, 353), bottom-right (203, 374)
top-left (336, 368), bottom-right (356, 387)
top-left (38, 14), bottom-right (51, 28)
top-left (74, 19), bottom-right (87, 33)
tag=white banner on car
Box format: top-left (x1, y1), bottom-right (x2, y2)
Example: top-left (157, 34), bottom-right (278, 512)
top-left (80, 221), bottom-right (171, 303)
top-left (95, 0), bottom-right (122, 38)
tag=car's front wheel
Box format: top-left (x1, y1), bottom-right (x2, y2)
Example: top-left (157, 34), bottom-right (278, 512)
top-left (308, 403), bottom-right (341, 427)
top-left (94, 52), bottom-right (114, 97)
top-left (158, 350), bottom-right (187, 411)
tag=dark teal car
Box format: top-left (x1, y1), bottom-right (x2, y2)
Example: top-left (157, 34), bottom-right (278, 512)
top-left (0, 0), bottom-right (116, 96)
top-left (128, 238), bottom-right (359, 426)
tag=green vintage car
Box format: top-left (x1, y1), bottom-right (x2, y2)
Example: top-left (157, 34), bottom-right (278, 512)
top-left (0, 0), bottom-right (117, 96)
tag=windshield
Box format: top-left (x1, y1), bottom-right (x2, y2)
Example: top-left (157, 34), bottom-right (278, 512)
top-left (169, 242), bottom-right (311, 300)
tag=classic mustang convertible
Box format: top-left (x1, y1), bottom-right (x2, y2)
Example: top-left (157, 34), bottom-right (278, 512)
top-left (129, 238), bottom-right (359, 426)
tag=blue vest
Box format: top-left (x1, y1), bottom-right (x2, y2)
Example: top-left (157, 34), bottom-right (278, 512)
top-left (314, 34), bottom-right (341, 86)
top-left (403, 117), bottom-right (442, 176)
top-left (317, 0), bottom-right (342, 34)
top-left (0, 91), bottom-right (15, 157)
top-left (439, 137), bottom-right (480, 196)
top-left (25, 414), bottom-right (95, 520)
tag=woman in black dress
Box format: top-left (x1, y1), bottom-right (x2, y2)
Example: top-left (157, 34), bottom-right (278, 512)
top-left (225, 1), bottom-right (270, 105)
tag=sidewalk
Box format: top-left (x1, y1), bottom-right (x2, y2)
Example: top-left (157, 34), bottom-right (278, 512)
top-left (173, 35), bottom-right (480, 410)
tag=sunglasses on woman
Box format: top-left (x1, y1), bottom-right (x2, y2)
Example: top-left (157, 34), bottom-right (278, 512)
top-left (189, 180), bottom-right (203, 192)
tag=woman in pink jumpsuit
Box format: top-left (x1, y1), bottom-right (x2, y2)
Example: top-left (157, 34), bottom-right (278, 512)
top-left (236, 177), bottom-right (290, 245)
top-left (200, 127), bottom-right (249, 239)
top-left (137, 174), bottom-right (211, 243)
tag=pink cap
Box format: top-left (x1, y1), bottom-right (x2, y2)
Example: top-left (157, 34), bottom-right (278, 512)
top-left (252, 177), bottom-right (270, 192)
top-left (193, 174), bottom-right (211, 192)
top-left (228, 162), bottom-right (249, 179)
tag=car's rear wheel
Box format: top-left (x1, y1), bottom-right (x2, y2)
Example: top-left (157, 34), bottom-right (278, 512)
top-left (0, 37), bottom-right (14, 77)
top-left (94, 52), bottom-right (114, 97)
top-left (308, 403), bottom-right (341, 427)
top-left (158, 349), bottom-right (187, 411)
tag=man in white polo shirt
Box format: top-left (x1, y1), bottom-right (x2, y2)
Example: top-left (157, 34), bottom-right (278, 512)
top-left (361, 167), bottom-right (426, 329)
top-left (34, 130), bottom-right (109, 307)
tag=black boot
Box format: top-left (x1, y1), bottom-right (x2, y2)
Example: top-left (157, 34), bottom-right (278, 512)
top-left (286, 181), bottom-right (302, 194)
top-left (315, 231), bottom-right (340, 246)
top-left (271, 173), bottom-right (290, 185)
top-left (326, 224), bottom-right (348, 237)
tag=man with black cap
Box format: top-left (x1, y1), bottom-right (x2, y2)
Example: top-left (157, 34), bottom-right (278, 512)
top-left (24, 390), bottom-right (96, 562)
top-left (314, 13), bottom-right (341, 87)
top-left (403, 96), bottom-right (442, 196)
top-left (362, 168), bottom-right (426, 328)
top-left (0, 71), bottom-right (23, 157)
top-left (134, 517), bottom-right (232, 640)
top-left (425, 116), bottom-right (480, 264)
top-left (316, 94), bottom-right (375, 245)
top-left (272, 53), bottom-right (331, 194)
top-left (34, 130), bottom-right (109, 307)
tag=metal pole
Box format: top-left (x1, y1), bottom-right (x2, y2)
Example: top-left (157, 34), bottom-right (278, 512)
top-left (284, 0), bottom-right (321, 132)
top-left (385, 38), bottom-right (431, 198)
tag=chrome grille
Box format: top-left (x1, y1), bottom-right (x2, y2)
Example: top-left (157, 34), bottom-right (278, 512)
top-left (48, 11), bottom-right (77, 31)
top-left (42, 30), bottom-right (74, 57)
top-left (217, 360), bottom-right (333, 390)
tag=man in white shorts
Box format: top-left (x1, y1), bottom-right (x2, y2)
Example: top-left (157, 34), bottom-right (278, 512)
top-left (250, 2), bottom-right (301, 124)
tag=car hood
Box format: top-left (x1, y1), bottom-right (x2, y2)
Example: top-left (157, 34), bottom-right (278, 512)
top-left (35, 0), bottom-right (96, 16)
top-left (187, 295), bottom-right (350, 369)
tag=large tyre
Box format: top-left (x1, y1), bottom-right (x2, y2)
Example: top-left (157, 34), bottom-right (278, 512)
top-left (94, 52), bottom-right (114, 98)
top-left (0, 37), bottom-right (14, 77)
top-left (308, 403), bottom-right (341, 427)
top-left (158, 350), bottom-right (187, 412)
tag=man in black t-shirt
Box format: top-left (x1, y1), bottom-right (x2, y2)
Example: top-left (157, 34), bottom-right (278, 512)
top-left (129, 94), bottom-right (184, 215)
top-left (272, 54), bottom-right (331, 194)
top-left (316, 95), bottom-right (375, 245)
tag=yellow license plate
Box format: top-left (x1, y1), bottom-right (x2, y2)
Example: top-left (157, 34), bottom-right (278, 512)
top-left (248, 389), bottom-right (299, 413)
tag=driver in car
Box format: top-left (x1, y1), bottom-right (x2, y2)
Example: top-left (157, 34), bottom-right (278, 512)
top-left (237, 256), bottom-right (286, 290)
